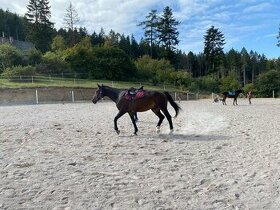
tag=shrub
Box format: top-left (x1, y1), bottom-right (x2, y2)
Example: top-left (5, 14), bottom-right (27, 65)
top-left (135, 55), bottom-right (175, 84)
top-left (0, 44), bottom-right (24, 73)
top-left (25, 48), bottom-right (42, 65)
top-left (255, 70), bottom-right (280, 97)
top-left (220, 74), bottom-right (240, 92)
top-left (36, 51), bottom-right (71, 75)
top-left (243, 83), bottom-right (255, 95)
top-left (1, 65), bottom-right (36, 81)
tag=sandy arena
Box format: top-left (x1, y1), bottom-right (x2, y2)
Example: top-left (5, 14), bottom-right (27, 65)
top-left (0, 98), bottom-right (280, 209)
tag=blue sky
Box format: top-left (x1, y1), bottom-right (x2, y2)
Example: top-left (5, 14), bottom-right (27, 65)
top-left (1, 0), bottom-right (280, 58)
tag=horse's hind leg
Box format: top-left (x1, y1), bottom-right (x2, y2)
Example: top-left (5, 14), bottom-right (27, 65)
top-left (152, 108), bottom-right (165, 132)
top-left (222, 97), bottom-right (227, 105)
top-left (160, 107), bottom-right (173, 131)
top-left (129, 112), bottom-right (138, 135)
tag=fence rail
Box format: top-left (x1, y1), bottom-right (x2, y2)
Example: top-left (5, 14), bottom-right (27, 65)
top-left (0, 74), bottom-right (203, 105)
top-left (0, 74), bottom-right (179, 91)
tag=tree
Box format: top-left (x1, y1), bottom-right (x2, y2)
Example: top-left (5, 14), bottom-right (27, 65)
top-left (0, 44), bottom-right (24, 73)
top-left (25, 0), bottom-right (40, 24)
top-left (51, 35), bottom-right (66, 52)
top-left (104, 30), bottom-right (120, 47)
top-left (277, 24), bottom-right (280, 47)
top-left (0, 9), bottom-right (27, 40)
top-left (138, 9), bottom-right (158, 57)
top-left (25, 0), bottom-right (54, 52)
top-left (64, 2), bottom-right (79, 31)
top-left (256, 70), bottom-right (280, 97)
top-left (157, 6), bottom-right (180, 51)
top-left (203, 25), bottom-right (225, 74)
top-left (241, 47), bottom-right (250, 86)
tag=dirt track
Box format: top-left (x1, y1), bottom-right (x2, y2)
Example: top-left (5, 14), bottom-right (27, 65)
top-left (0, 99), bottom-right (280, 209)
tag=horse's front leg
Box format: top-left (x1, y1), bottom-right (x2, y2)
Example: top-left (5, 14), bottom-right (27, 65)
top-left (129, 112), bottom-right (138, 135)
top-left (114, 111), bottom-right (126, 134)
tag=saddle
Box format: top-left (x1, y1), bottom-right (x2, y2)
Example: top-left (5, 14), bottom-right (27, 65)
top-left (124, 86), bottom-right (145, 100)
top-left (228, 91), bottom-right (235, 96)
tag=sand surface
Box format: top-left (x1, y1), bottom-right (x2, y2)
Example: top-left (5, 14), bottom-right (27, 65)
top-left (0, 98), bottom-right (280, 209)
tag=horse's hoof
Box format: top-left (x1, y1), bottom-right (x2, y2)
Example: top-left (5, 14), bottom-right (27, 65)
top-left (169, 129), bottom-right (174, 134)
top-left (116, 130), bottom-right (120, 135)
top-left (156, 126), bottom-right (160, 133)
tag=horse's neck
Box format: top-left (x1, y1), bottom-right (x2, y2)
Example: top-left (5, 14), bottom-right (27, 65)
top-left (103, 87), bottom-right (120, 103)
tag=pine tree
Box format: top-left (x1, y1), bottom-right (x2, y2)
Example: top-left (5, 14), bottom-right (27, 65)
top-left (39, 0), bottom-right (52, 25)
top-left (25, 0), bottom-right (40, 23)
top-left (25, 0), bottom-right (53, 52)
top-left (64, 2), bottom-right (79, 31)
top-left (241, 47), bottom-right (250, 86)
top-left (277, 24), bottom-right (280, 47)
top-left (138, 9), bottom-right (158, 57)
top-left (157, 6), bottom-right (179, 51)
top-left (203, 25), bottom-right (225, 74)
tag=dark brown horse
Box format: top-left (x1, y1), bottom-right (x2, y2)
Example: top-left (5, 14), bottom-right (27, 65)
top-left (222, 89), bottom-right (243, 105)
top-left (92, 84), bottom-right (181, 135)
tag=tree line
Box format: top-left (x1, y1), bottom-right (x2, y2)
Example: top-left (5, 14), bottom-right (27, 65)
top-left (0, 1), bottom-right (280, 97)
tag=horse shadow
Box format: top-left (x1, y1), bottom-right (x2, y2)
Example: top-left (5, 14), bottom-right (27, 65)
top-left (120, 133), bottom-right (231, 142)
top-left (158, 133), bottom-right (231, 141)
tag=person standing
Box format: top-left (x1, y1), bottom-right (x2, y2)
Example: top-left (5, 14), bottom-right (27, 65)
top-left (247, 91), bottom-right (252, 104)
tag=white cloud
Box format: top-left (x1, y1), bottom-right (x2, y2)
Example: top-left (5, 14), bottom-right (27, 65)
top-left (243, 2), bottom-right (272, 13)
top-left (1, 0), bottom-right (280, 57)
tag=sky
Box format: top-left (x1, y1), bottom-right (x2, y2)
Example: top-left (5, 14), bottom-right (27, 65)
top-left (1, 0), bottom-right (280, 58)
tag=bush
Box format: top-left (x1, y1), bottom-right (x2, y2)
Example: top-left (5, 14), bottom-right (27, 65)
top-left (220, 74), bottom-right (240, 92)
top-left (25, 48), bottom-right (42, 65)
top-left (90, 47), bottom-right (137, 80)
top-left (0, 44), bottom-right (24, 73)
top-left (243, 83), bottom-right (255, 95)
top-left (1, 65), bottom-right (36, 81)
top-left (199, 76), bottom-right (220, 93)
top-left (135, 55), bottom-right (175, 84)
top-left (170, 70), bottom-right (192, 89)
top-left (36, 51), bottom-right (71, 75)
top-left (255, 70), bottom-right (280, 97)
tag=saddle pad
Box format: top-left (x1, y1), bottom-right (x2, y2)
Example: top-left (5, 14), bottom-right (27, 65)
top-left (124, 90), bottom-right (145, 100)
top-left (228, 91), bottom-right (235, 96)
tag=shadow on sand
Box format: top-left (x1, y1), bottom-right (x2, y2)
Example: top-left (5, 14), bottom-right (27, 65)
top-left (157, 133), bottom-right (231, 141)
top-left (119, 133), bottom-right (231, 142)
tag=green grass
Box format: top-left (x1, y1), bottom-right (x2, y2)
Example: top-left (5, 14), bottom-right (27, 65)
top-left (0, 76), bottom-right (181, 92)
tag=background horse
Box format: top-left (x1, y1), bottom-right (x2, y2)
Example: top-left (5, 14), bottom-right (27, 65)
top-left (222, 89), bottom-right (243, 105)
top-left (92, 84), bottom-right (181, 135)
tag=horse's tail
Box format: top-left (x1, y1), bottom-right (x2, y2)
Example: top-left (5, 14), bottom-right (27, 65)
top-left (164, 92), bottom-right (181, 118)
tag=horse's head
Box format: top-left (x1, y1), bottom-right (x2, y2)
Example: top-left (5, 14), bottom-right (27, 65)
top-left (92, 84), bottom-right (104, 104)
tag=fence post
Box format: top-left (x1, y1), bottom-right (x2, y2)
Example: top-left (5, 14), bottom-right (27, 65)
top-left (212, 92), bottom-right (214, 101)
top-left (196, 93), bottom-right (199, 100)
top-left (187, 92), bottom-right (189, 101)
top-left (35, 89), bottom-right (39, 104)
top-left (273, 90), bottom-right (275, 99)
top-left (32, 76), bottom-right (34, 84)
top-left (71, 91), bottom-right (75, 103)
top-left (175, 92), bottom-right (177, 101)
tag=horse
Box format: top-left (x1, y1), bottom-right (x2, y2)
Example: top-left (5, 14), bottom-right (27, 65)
top-left (222, 89), bottom-right (243, 105)
top-left (92, 84), bottom-right (181, 135)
